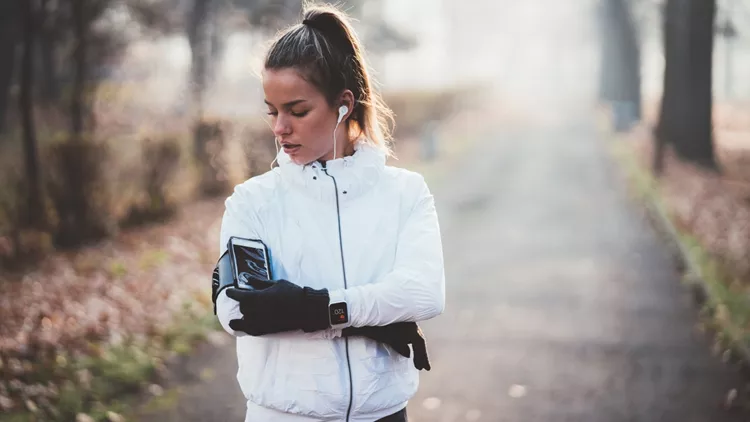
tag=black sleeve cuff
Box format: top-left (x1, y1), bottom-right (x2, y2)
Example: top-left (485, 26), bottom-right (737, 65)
top-left (302, 287), bottom-right (331, 332)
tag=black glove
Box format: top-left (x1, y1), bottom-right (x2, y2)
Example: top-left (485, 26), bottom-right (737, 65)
top-left (342, 322), bottom-right (431, 371)
top-left (225, 280), bottom-right (330, 336)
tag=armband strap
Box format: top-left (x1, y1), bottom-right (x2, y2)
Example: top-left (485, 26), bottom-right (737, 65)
top-left (211, 250), bottom-right (233, 315)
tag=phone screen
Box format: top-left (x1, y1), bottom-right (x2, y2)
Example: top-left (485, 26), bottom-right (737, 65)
top-left (231, 243), bottom-right (271, 290)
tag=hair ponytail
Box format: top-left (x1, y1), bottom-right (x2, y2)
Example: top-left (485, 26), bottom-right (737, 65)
top-left (264, 3), bottom-right (394, 156)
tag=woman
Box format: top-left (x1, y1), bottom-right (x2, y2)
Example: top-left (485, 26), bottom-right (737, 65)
top-left (214, 4), bottom-right (446, 421)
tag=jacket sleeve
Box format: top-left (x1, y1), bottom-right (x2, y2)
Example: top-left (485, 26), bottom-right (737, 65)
top-left (328, 175), bottom-right (446, 327)
top-left (216, 183), bottom-right (342, 340)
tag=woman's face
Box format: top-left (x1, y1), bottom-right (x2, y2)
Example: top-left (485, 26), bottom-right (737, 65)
top-left (262, 68), bottom-right (348, 165)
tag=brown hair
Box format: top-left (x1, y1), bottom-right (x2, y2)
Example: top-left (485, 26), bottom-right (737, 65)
top-left (264, 2), bottom-right (394, 156)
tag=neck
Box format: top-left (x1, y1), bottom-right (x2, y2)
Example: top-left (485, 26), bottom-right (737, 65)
top-left (318, 128), bottom-right (355, 163)
top-left (318, 141), bottom-right (355, 165)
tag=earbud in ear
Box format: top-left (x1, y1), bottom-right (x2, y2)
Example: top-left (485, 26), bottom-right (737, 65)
top-left (337, 105), bottom-right (348, 123)
top-left (332, 105), bottom-right (348, 160)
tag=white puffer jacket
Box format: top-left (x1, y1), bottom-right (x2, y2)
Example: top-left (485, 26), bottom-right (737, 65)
top-left (216, 140), bottom-right (446, 421)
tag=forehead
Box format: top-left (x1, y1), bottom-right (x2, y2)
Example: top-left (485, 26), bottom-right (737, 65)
top-left (262, 68), bottom-right (323, 102)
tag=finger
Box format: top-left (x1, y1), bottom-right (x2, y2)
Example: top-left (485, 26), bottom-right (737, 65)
top-left (229, 318), bottom-right (250, 333)
top-left (225, 287), bottom-right (259, 302)
top-left (242, 306), bottom-right (268, 328)
top-left (411, 337), bottom-right (431, 371)
top-left (390, 342), bottom-right (411, 358)
top-left (416, 324), bottom-right (425, 337)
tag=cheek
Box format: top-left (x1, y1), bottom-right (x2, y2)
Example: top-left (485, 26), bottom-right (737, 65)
top-left (298, 115), bottom-right (332, 150)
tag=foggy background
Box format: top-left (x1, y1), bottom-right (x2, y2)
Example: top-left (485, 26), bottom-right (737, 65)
top-left (102, 0), bottom-right (603, 124)
top-left (3, 0), bottom-right (750, 421)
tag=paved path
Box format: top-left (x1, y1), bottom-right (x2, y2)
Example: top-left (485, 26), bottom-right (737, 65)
top-left (137, 121), bottom-right (748, 422)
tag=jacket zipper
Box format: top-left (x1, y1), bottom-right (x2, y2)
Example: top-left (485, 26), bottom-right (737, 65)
top-left (322, 165), bottom-right (354, 422)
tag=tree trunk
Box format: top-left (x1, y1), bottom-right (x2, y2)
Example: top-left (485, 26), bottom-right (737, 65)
top-left (622, 1), bottom-right (641, 120)
top-left (0, 2), bottom-right (20, 134)
top-left (39, 36), bottom-right (59, 102)
top-left (71, 0), bottom-right (87, 138)
top-left (188, 0), bottom-right (209, 123)
top-left (655, 0), bottom-right (688, 172)
top-left (597, 0), bottom-right (642, 131)
top-left (678, 0), bottom-right (716, 168)
top-left (189, 0), bottom-right (214, 189)
top-left (654, 0), bottom-right (673, 174)
top-left (208, 4), bottom-right (225, 84)
top-left (656, 0), bottom-right (716, 171)
top-left (19, 0), bottom-right (44, 227)
top-left (598, 0), bottom-right (641, 106)
top-left (38, 0), bottom-right (59, 104)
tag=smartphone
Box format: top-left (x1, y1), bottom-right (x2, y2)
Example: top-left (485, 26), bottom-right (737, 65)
top-left (227, 236), bottom-right (275, 291)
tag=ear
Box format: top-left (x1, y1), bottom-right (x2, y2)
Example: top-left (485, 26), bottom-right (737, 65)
top-left (337, 90), bottom-right (355, 121)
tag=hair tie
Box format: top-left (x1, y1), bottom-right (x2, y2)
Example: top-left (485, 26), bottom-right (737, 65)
top-left (303, 18), bottom-right (325, 33)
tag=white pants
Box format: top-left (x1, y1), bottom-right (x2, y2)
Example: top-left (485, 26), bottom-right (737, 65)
top-left (244, 399), bottom-right (408, 422)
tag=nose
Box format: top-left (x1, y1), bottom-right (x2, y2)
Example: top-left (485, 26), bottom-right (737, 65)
top-left (272, 115), bottom-right (291, 137)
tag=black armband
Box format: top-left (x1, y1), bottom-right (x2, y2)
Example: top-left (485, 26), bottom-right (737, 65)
top-left (211, 250), bottom-right (234, 315)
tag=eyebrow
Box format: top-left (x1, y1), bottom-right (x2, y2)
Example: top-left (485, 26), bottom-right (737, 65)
top-left (264, 99), bottom-right (307, 108)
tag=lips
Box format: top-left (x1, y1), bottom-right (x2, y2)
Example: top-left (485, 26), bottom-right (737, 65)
top-left (281, 143), bottom-right (301, 153)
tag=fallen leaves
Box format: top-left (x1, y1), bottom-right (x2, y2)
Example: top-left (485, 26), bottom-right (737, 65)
top-left (726, 388), bottom-right (738, 409)
top-left (0, 394), bottom-right (14, 411)
top-left (422, 397), bottom-right (441, 410)
top-left (148, 383), bottom-right (164, 397)
top-left (25, 398), bottom-right (39, 413)
top-left (76, 413), bottom-right (95, 422)
top-left (107, 410), bottom-right (126, 422)
top-left (0, 198), bottom-right (225, 419)
top-left (625, 126), bottom-right (750, 348)
top-left (627, 128), bottom-right (750, 283)
top-left (508, 384), bottom-right (528, 399)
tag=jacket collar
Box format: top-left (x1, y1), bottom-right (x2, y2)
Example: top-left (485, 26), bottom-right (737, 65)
top-left (276, 139), bottom-right (386, 202)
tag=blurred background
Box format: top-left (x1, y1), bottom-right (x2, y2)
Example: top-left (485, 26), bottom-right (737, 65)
top-left (2, 0), bottom-right (750, 421)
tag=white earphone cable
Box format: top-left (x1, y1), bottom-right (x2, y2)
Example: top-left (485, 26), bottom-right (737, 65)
top-left (333, 119), bottom-right (341, 161)
top-left (270, 136), bottom-right (280, 170)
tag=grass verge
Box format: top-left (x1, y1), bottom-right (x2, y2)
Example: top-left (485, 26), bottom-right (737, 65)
top-left (608, 138), bottom-right (750, 363)
top-left (0, 307), bottom-right (220, 422)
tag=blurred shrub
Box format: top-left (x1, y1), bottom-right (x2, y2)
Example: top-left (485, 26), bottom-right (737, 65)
top-left (45, 137), bottom-right (113, 248)
top-left (194, 119), bottom-right (232, 197)
top-left (0, 156), bottom-right (24, 266)
top-left (238, 120), bottom-right (276, 178)
top-left (0, 114), bottom-right (280, 267)
top-left (0, 143), bottom-right (54, 268)
top-left (106, 130), bottom-right (195, 225)
top-left (120, 136), bottom-right (182, 227)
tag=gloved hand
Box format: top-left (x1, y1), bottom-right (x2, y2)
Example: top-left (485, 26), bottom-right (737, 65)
top-left (225, 280), bottom-right (330, 336)
top-left (342, 322), bottom-right (431, 371)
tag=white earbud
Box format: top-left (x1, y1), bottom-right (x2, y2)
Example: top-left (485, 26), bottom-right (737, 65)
top-left (333, 105), bottom-right (348, 160)
top-left (337, 105), bottom-right (348, 124)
